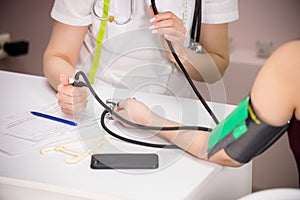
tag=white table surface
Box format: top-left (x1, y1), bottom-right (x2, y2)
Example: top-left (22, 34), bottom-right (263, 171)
top-left (0, 70), bottom-right (251, 200)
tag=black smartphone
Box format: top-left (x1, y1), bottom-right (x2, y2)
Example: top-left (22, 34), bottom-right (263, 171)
top-left (90, 153), bottom-right (159, 169)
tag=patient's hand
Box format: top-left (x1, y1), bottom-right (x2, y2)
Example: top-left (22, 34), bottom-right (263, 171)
top-left (112, 98), bottom-right (152, 128)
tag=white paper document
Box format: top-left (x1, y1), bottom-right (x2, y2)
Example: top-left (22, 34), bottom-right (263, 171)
top-left (0, 103), bottom-right (98, 156)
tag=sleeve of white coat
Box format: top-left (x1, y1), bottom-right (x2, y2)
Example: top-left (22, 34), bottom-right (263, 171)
top-left (203, 0), bottom-right (239, 24)
top-left (50, 0), bottom-right (93, 26)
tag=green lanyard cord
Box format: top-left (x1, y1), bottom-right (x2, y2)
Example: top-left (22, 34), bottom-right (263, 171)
top-left (89, 0), bottom-right (111, 84)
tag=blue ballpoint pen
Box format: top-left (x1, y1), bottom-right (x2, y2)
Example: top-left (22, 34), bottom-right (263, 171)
top-left (30, 111), bottom-right (77, 126)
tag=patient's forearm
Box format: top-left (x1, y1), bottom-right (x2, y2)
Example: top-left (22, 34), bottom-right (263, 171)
top-left (149, 112), bottom-right (210, 158)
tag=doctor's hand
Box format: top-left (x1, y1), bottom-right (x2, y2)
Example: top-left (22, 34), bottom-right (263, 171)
top-left (56, 74), bottom-right (88, 115)
top-left (112, 98), bottom-right (153, 128)
top-left (149, 8), bottom-right (187, 62)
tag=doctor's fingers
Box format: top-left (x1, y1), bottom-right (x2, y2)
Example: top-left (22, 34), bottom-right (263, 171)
top-left (160, 32), bottom-right (186, 58)
top-left (58, 98), bottom-right (88, 115)
top-left (149, 6), bottom-right (155, 18)
top-left (56, 91), bottom-right (88, 105)
top-left (57, 83), bottom-right (89, 97)
top-left (163, 31), bottom-right (185, 45)
top-left (151, 12), bottom-right (186, 35)
top-left (153, 28), bottom-right (186, 44)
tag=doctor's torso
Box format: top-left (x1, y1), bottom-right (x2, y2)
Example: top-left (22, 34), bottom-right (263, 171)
top-left (77, 0), bottom-right (194, 95)
top-left (91, 0), bottom-right (194, 39)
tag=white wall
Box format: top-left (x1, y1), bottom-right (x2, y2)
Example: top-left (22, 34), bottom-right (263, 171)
top-left (229, 0), bottom-right (300, 51)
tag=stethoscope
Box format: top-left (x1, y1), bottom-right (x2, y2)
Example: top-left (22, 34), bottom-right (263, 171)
top-left (78, 0), bottom-right (217, 148)
top-left (92, 0), bottom-right (134, 25)
top-left (92, 0), bottom-right (202, 45)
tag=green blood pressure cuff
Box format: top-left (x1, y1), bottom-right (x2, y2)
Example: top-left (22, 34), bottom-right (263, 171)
top-left (207, 97), bottom-right (289, 163)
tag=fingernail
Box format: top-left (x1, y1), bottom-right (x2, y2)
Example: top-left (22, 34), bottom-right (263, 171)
top-left (149, 25), bottom-right (155, 30)
top-left (164, 34), bottom-right (170, 39)
top-left (150, 17), bottom-right (156, 23)
top-left (151, 30), bottom-right (158, 34)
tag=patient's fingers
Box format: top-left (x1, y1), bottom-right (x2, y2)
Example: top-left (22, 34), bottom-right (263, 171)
top-left (114, 98), bottom-right (135, 111)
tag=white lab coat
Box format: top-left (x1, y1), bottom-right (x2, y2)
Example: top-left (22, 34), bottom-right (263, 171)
top-left (51, 0), bottom-right (239, 97)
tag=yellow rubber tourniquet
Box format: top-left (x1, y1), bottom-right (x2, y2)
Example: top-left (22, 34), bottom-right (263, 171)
top-left (89, 0), bottom-right (111, 84)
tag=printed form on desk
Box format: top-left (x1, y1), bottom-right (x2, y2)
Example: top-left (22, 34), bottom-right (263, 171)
top-left (0, 103), bottom-right (98, 156)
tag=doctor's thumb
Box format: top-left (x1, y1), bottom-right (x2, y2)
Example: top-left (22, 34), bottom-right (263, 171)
top-left (59, 74), bottom-right (70, 86)
top-left (149, 6), bottom-right (155, 17)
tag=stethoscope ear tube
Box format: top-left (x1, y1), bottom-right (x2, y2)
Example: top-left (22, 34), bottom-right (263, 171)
top-left (100, 110), bottom-right (179, 149)
top-left (72, 0), bottom-right (217, 148)
top-left (150, 0), bottom-right (158, 14)
top-left (190, 0), bottom-right (202, 43)
top-left (74, 71), bottom-right (212, 132)
top-left (150, 0), bottom-right (219, 125)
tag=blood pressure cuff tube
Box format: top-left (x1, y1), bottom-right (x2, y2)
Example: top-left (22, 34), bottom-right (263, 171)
top-left (207, 97), bottom-right (289, 164)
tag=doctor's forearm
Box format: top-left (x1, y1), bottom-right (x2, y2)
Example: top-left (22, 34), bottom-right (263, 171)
top-left (43, 55), bottom-right (76, 91)
top-left (43, 22), bottom-right (88, 91)
top-left (182, 23), bottom-right (230, 83)
top-left (180, 48), bottom-right (229, 83)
